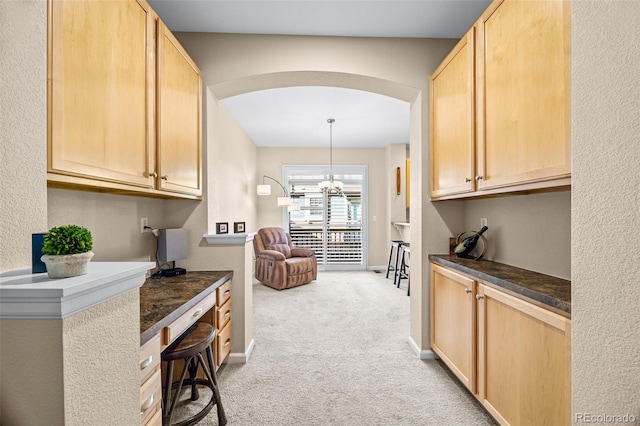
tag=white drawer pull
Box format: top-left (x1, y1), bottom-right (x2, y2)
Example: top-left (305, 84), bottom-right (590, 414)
top-left (141, 394), bottom-right (154, 413)
top-left (192, 308), bottom-right (204, 318)
top-left (224, 339), bottom-right (231, 347)
top-left (140, 355), bottom-right (153, 370)
top-left (223, 289), bottom-right (231, 296)
top-left (224, 310), bottom-right (231, 318)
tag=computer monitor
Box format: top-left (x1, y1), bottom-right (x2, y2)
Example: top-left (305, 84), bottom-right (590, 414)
top-left (156, 228), bottom-right (187, 276)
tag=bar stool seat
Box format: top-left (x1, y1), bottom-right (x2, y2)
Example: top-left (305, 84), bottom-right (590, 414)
top-left (386, 240), bottom-right (406, 282)
top-left (162, 322), bottom-right (227, 426)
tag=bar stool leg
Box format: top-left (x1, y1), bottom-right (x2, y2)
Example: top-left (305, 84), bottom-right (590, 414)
top-left (163, 360), bottom-right (174, 418)
top-left (204, 347), bottom-right (227, 425)
top-left (385, 244), bottom-right (395, 279)
top-left (395, 247), bottom-right (404, 287)
top-left (188, 357), bottom-right (199, 401)
top-left (394, 245), bottom-right (404, 286)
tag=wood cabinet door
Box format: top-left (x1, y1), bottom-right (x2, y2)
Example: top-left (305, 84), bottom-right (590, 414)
top-left (430, 263), bottom-right (477, 393)
top-left (476, 0), bottom-right (571, 191)
top-left (48, 0), bottom-right (155, 188)
top-left (429, 29), bottom-right (476, 199)
top-left (477, 284), bottom-right (571, 426)
top-left (156, 20), bottom-right (202, 197)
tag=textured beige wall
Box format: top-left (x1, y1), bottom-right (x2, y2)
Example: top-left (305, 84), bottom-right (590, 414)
top-left (0, 290), bottom-right (140, 425)
top-left (0, 0), bottom-right (48, 273)
top-left (1, 319), bottom-right (64, 425)
top-left (62, 289), bottom-right (140, 425)
top-left (464, 191), bottom-right (571, 280)
top-left (201, 94), bottom-right (259, 234)
top-left (572, 1), bottom-right (640, 419)
top-left (48, 189), bottom-right (168, 262)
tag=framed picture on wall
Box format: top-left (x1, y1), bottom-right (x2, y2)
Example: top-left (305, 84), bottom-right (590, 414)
top-left (234, 222), bottom-right (245, 233)
top-left (216, 222), bottom-right (228, 234)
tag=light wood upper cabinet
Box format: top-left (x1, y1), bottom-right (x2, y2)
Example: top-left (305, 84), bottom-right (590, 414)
top-left (429, 0), bottom-right (571, 200)
top-left (48, 0), bottom-right (155, 188)
top-left (430, 263), bottom-right (477, 393)
top-left (476, 0), bottom-right (571, 190)
top-left (429, 28), bottom-right (475, 198)
top-left (156, 20), bottom-right (202, 197)
top-left (47, 0), bottom-right (202, 199)
top-left (477, 283), bottom-right (571, 426)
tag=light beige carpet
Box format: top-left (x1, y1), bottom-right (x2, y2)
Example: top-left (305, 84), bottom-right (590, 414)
top-left (176, 270), bottom-right (496, 425)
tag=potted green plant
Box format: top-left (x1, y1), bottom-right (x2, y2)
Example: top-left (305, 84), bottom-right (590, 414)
top-left (41, 224), bottom-right (94, 278)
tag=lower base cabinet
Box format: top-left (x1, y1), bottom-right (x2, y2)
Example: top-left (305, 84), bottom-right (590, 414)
top-left (430, 263), bottom-right (571, 426)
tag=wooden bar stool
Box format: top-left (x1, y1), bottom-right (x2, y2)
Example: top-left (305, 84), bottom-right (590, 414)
top-left (162, 322), bottom-right (227, 426)
top-left (395, 243), bottom-right (410, 296)
top-left (385, 240), bottom-right (406, 281)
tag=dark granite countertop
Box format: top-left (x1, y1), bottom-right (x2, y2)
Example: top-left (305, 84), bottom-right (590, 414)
top-left (140, 270), bottom-right (233, 346)
top-left (429, 255), bottom-right (571, 318)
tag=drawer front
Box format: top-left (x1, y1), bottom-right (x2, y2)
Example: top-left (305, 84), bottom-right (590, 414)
top-left (216, 297), bottom-right (232, 330)
top-left (216, 320), bottom-right (232, 367)
top-left (144, 407), bottom-right (162, 426)
top-left (217, 281), bottom-right (231, 306)
top-left (163, 291), bottom-right (216, 346)
top-left (139, 334), bottom-right (161, 384)
top-left (140, 369), bottom-right (162, 425)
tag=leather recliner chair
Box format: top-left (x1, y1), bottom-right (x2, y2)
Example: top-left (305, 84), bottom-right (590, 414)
top-left (253, 227), bottom-right (317, 290)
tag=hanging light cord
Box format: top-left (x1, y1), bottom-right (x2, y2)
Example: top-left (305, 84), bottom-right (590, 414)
top-left (328, 118), bottom-right (335, 180)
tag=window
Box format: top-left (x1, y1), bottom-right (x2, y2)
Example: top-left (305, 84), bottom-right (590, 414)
top-left (284, 165), bottom-right (367, 270)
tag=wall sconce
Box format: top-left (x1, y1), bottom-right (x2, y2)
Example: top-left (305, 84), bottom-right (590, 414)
top-left (257, 175), bottom-right (299, 211)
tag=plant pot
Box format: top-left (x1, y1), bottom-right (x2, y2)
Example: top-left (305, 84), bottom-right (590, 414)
top-left (41, 251), bottom-right (94, 279)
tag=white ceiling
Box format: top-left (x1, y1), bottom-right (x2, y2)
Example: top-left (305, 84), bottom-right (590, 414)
top-left (148, 0), bottom-right (490, 148)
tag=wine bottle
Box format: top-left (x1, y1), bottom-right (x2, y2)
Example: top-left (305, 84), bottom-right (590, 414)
top-left (454, 226), bottom-right (488, 257)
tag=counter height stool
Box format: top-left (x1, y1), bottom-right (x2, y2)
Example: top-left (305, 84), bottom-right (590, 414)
top-left (395, 243), bottom-right (410, 296)
top-left (162, 322), bottom-right (227, 426)
top-left (386, 240), bottom-right (406, 282)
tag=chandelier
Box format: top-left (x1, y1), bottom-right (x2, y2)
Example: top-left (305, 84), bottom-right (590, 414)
top-left (318, 118), bottom-right (344, 194)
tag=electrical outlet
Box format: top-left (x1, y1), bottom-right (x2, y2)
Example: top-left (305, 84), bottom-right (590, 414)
top-left (141, 217), bottom-right (148, 233)
top-left (480, 217), bottom-right (488, 228)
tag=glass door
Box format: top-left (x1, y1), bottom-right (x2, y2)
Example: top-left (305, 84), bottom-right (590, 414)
top-left (284, 165), bottom-right (367, 270)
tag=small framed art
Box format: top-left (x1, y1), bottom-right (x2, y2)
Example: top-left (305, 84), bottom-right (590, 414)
top-left (234, 222), bottom-right (245, 233)
top-left (216, 222), bottom-right (228, 234)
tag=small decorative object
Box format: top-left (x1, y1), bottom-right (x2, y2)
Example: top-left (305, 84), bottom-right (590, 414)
top-left (32, 232), bottom-right (48, 273)
top-left (216, 222), bottom-right (228, 234)
top-left (454, 226), bottom-right (488, 260)
top-left (40, 224), bottom-right (94, 278)
top-left (234, 222), bottom-right (245, 233)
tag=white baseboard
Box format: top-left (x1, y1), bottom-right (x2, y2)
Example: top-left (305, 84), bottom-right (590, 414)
top-left (407, 336), bottom-right (438, 360)
top-left (226, 338), bottom-right (255, 364)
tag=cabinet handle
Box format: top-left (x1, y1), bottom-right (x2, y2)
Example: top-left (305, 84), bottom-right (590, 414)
top-left (192, 308), bottom-right (204, 318)
top-left (140, 355), bottom-right (153, 370)
top-left (224, 339), bottom-right (231, 347)
top-left (223, 290), bottom-right (231, 296)
top-left (224, 310), bottom-right (231, 318)
top-left (161, 175), bottom-right (168, 180)
top-left (476, 294), bottom-right (484, 300)
top-left (475, 175), bottom-right (484, 181)
top-left (140, 394), bottom-right (154, 413)
top-left (149, 172), bottom-right (158, 178)
top-left (464, 288), bottom-right (472, 294)
top-left (464, 177), bottom-right (471, 183)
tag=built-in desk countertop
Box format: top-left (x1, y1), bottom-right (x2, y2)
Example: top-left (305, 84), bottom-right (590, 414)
top-left (140, 270), bottom-right (233, 346)
top-left (429, 254), bottom-right (570, 318)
